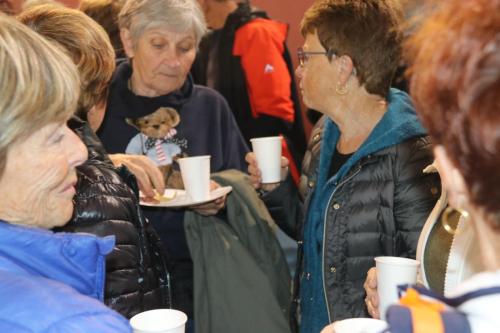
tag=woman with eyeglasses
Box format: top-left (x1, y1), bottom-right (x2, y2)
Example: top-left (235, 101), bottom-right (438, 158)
top-left (246, 0), bottom-right (440, 331)
top-left (329, 0), bottom-right (500, 331)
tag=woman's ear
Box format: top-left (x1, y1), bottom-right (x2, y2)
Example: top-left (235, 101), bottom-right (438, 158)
top-left (120, 29), bottom-right (135, 58)
top-left (337, 55), bottom-right (355, 85)
top-left (434, 145), bottom-right (469, 208)
top-left (87, 100), bottom-right (107, 132)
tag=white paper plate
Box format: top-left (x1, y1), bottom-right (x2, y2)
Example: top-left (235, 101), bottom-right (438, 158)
top-left (140, 186), bottom-right (232, 208)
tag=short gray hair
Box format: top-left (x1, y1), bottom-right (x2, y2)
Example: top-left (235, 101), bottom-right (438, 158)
top-left (119, 0), bottom-right (207, 47)
top-left (0, 13), bottom-right (79, 176)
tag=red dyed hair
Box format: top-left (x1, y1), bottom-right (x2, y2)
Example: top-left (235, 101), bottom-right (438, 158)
top-left (406, 0), bottom-right (500, 227)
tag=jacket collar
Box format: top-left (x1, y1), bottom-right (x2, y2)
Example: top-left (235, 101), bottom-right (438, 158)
top-left (68, 116), bottom-right (113, 166)
top-left (0, 221), bottom-right (114, 301)
top-left (318, 88), bottom-right (427, 187)
top-left (222, 2), bottom-right (267, 32)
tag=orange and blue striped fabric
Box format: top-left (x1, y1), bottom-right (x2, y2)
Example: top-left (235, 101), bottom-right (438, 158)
top-left (386, 286), bottom-right (471, 333)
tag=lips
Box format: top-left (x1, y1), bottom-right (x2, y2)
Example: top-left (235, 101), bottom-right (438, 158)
top-left (60, 176), bottom-right (78, 196)
top-left (160, 72), bottom-right (179, 78)
top-left (62, 183), bottom-right (76, 196)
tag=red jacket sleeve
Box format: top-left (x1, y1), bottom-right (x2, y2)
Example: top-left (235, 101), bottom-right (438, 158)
top-left (233, 18), bottom-right (295, 123)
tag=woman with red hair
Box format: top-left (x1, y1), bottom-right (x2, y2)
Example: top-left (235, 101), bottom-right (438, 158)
top-left (330, 0), bottom-right (500, 331)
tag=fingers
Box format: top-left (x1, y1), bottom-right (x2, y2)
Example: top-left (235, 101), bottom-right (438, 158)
top-left (123, 159), bottom-right (155, 197)
top-left (209, 180), bottom-right (220, 191)
top-left (365, 296), bottom-right (380, 319)
top-left (108, 154), bottom-right (164, 198)
top-left (190, 194), bottom-right (226, 216)
top-left (131, 156), bottom-right (165, 194)
top-left (261, 183), bottom-right (281, 192)
top-left (245, 152), bottom-right (262, 189)
top-left (248, 172), bottom-right (262, 189)
top-left (367, 267), bottom-right (378, 288)
top-left (281, 156), bottom-right (290, 168)
top-left (245, 152), bottom-right (257, 166)
top-left (246, 153), bottom-right (289, 189)
top-left (108, 153), bottom-right (126, 168)
top-left (320, 323), bottom-right (336, 333)
top-left (364, 267), bottom-right (380, 319)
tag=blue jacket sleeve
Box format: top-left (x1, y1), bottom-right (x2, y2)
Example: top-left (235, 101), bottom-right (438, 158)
top-left (47, 314), bottom-right (132, 333)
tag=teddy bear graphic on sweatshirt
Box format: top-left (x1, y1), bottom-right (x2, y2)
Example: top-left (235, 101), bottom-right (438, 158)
top-left (125, 107), bottom-right (185, 189)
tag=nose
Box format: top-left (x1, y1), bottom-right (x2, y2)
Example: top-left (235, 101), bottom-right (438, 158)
top-left (64, 126), bottom-right (88, 168)
top-left (162, 49), bottom-right (181, 68)
top-left (295, 64), bottom-right (303, 80)
top-left (152, 124), bottom-right (160, 130)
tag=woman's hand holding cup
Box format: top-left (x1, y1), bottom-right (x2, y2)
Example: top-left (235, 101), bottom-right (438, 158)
top-left (245, 151), bottom-right (289, 192)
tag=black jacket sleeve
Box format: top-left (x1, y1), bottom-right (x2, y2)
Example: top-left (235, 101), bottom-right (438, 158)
top-left (261, 174), bottom-right (303, 240)
top-left (393, 137), bottom-right (441, 258)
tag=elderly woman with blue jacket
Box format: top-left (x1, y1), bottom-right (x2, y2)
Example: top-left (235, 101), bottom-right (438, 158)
top-left (0, 14), bottom-right (130, 332)
top-left (18, 5), bottom-right (172, 319)
top-left (247, 1), bottom-right (440, 332)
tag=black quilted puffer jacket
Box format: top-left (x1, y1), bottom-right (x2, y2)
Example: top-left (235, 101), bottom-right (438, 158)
top-left (56, 117), bottom-right (171, 318)
top-left (263, 91), bottom-right (440, 328)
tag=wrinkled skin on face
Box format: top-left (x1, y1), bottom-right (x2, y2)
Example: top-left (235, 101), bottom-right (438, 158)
top-left (123, 27), bottom-right (197, 97)
top-left (295, 32), bottom-right (338, 113)
top-left (0, 122), bottom-right (87, 229)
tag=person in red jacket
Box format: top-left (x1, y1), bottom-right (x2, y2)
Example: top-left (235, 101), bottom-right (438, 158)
top-left (192, 0), bottom-right (306, 184)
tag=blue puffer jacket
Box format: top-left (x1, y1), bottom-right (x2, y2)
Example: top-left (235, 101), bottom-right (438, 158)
top-left (0, 221), bottom-right (131, 332)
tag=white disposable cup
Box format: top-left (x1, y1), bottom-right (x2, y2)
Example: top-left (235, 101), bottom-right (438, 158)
top-left (250, 136), bottom-right (282, 184)
top-left (333, 318), bottom-right (388, 333)
top-left (375, 256), bottom-right (419, 321)
top-left (130, 309), bottom-right (187, 333)
top-left (178, 155), bottom-right (211, 202)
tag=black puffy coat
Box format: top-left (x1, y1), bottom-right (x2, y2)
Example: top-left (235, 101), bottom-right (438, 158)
top-left (56, 118), bottom-right (171, 318)
top-left (263, 92), bottom-right (440, 328)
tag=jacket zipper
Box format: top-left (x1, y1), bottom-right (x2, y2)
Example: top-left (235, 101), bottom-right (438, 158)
top-left (322, 165), bottom-right (362, 322)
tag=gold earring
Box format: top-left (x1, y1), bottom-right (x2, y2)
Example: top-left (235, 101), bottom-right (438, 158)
top-left (336, 83), bottom-right (348, 95)
top-left (441, 206), bottom-right (469, 235)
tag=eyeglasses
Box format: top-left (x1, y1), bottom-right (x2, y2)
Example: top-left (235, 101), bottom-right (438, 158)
top-left (297, 47), bottom-right (336, 66)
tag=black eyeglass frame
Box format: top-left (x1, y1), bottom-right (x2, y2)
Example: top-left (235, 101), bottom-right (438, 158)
top-left (297, 47), bottom-right (336, 66)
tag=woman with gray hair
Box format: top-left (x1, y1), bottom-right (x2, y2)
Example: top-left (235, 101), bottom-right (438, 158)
top-left (0, 13), bottom-right (130, 332)
top-left (98, 0), bottom-right (249, 329)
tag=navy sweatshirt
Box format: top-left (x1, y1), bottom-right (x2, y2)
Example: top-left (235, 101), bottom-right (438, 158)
top-left (98, 61), bottom-right (249, 260)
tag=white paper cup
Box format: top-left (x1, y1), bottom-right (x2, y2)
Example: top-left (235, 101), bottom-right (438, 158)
top-left (333, 318), bottom-right (388, 333)
top-left (130, 309), bottom-right (187, 333)
top-left (375, 256), bottom-right (419, 321)
top-left (178, 155), bottom-right (210, 202)
top-left (250, 136), bottom-right (282, 184)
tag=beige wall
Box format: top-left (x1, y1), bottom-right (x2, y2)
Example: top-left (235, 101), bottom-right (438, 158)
top-left (252, 0), bottom-right (315, 136)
